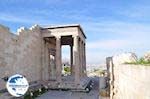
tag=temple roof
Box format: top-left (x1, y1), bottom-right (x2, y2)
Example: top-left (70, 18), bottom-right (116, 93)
top-left (41, 24), bottom-right (86, 38)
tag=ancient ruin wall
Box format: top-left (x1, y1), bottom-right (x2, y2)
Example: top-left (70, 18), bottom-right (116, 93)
top-left (107, 58), bottom-right (150, 99)
top-left (0, 25), bottom-right (43, 90)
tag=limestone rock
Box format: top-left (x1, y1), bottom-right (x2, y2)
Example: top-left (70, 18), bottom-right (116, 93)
top-left (143, 51), bottom-right (150, 62)
top-left (112, 52), bottom-right (138, 65)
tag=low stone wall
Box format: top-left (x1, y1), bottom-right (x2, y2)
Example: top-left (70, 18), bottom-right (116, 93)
top-left (114, 64), bottom-right (150, 99)
top-left (107, 57), bottom-right (150, 99)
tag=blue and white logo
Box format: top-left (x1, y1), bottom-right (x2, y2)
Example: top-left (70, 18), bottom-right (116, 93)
top-left (6, 74), bottom-right (29, 97)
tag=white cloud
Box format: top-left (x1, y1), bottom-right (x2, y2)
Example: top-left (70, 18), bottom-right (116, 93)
top-left (0, 13), bottom-right (33, 23)
top-left (83, 21), bottom-right (150, 36)
top-left (84, 20), bottom-right (150, 64)
top-left (0, 13), bottom-right (53, 24)
top-left (118, 5), bottom-right (150, 18)
top-left (87, 39), bottom-right (128, 50)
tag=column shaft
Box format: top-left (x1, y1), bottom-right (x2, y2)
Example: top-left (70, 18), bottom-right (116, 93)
top-left (70, 45), bottom-right (73, 75)
top-left (83, 43), bottom-right (86, 76)
top-left (56, 36), bottom-right (62, 82)
top-left (81, 42), bottom-right (84, 77)
top-left (79, 40), bottom-right (83, 77)
top-left (73, 36), bottom-right (80, 84)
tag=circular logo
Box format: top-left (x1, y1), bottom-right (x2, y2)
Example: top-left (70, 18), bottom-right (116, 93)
top-left (6, 74), bottom-right (29, 97)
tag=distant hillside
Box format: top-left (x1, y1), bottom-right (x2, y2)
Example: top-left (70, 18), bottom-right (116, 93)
top-left (86, 64), bottom-right (106, 72)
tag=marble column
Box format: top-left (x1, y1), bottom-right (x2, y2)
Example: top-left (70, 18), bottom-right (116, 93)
top-left (56, 36), bottom-right (62, 82)
top-left (70, 45), bottom-right (73, 75)
top-left (73, 36), bottom-right (80, 84)
top-left (83, 43), bottom-right (86, 76)
top-left (79, 39), bottom-right (83, 77)
top-left (41, 39), bottom-right (46, 80)
top-left (81, 41), bottom-right (84, 77)
top-left (43, 41), bottom-right (49, 80)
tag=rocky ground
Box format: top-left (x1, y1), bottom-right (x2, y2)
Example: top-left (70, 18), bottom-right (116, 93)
top-left (37, 77), bottom-right (100, 99)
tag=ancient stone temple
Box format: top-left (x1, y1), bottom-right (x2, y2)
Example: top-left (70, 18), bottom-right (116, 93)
top-left (0, 24), bottom-right (90, 91)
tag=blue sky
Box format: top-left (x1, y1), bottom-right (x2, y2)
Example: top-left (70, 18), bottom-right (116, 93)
top-left (0, 0), bottom-right (150, 65)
